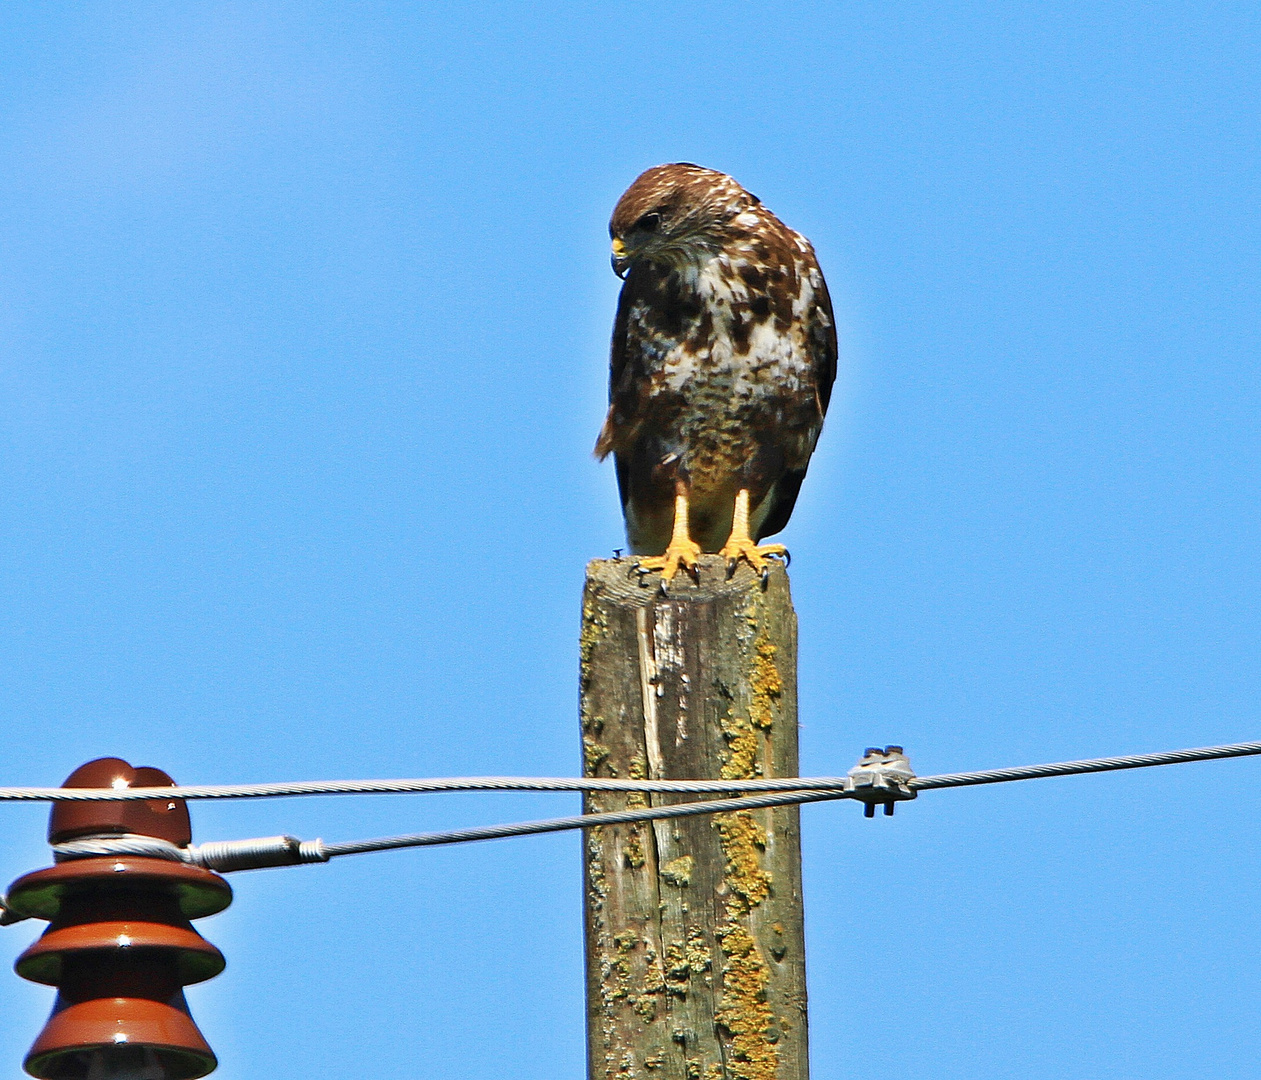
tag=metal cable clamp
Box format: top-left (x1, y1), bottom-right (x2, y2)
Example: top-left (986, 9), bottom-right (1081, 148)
top-left (847, 746), bottom-right (917, 816)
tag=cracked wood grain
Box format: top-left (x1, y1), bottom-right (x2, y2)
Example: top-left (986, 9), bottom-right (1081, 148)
top-left (580, 556), bottom-right (807, 1080)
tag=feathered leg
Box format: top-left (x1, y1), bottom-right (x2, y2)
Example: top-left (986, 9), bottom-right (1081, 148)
top-left (719, 488), bottom-right (788, 576)
top-left (635, 484), bottom-right (702, 584)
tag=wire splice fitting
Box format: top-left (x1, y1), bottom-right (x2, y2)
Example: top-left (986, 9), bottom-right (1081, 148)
top-left (847, 745), bottom-right (917, 817)
top-left (190, 835), bottom-right (329, 871)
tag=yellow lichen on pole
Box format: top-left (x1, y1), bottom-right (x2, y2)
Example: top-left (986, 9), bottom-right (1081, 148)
top-left (580, 556), bottom-right (807, 1080)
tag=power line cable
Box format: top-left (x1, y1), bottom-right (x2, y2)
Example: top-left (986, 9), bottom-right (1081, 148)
top-left (20, 738), bottom-right (1260, 879)
top-left (1, 739), bottom-right (1258, 802)
top-left (319, 788), bottom-right (850, 857)
top-left (45, 789), bottom-right (849, 873)
top-left (0, 775), bottom-right (850, 801)
top-left (909, 739), bottom-right (1261, 789)
top-left (1, 736), bottom-right (1257, 924)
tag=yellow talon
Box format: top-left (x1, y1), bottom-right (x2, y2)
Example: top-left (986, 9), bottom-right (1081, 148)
top-left (636, 537), bottom-right (702, 583)
top-left (719, 538), bottom-right (787, 574)
top-left (718, 489), bottom-right (788, 574)
top-left (635, 489), bottom-right (702, 585)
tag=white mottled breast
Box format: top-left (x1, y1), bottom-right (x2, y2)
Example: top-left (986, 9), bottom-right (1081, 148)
top-left (626, 237), bottom-right (825, 479)
top-left (666, 257), bottom-right (809, 391)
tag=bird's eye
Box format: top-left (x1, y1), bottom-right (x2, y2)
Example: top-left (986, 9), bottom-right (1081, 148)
top-left (636, 212), bottom-right (662, 232)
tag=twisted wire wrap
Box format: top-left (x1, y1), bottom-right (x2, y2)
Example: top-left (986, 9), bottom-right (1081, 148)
top-left (52, 835), bottom-right (187, 862)
top-left (51, 834), bottom-right (329, 872)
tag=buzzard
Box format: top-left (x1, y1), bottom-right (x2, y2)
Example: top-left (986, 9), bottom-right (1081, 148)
top-left (596, 163), bottom-right (837, 583)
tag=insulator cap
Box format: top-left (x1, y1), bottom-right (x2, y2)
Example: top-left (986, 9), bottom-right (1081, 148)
top-left (49, 758), bottom-right (191, 846)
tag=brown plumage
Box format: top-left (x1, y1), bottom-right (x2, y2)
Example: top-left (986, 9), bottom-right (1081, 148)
top-left (596, 163), bottom-right (836, 579)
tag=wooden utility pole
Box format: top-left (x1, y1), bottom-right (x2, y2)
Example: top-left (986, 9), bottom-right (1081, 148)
top-left (580, 556), bottom-right (807, 1080)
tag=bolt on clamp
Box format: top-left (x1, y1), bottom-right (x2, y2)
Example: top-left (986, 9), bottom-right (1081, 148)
top-left (847, 746), bottom-right (917, 817)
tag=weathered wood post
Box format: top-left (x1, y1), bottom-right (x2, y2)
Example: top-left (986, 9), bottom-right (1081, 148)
top-left (581, 555), bottom-right (807, 1080)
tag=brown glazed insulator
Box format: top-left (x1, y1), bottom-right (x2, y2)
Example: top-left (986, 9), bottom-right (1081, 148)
top-left (7, 760), bottom-right (230, 1080)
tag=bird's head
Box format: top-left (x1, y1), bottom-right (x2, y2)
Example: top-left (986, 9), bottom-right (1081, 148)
top-left (609, 163), bottom-right (758, 279)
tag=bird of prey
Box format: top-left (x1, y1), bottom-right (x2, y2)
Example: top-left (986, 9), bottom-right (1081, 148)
top-left (595, 163), bottom-right (837, 583)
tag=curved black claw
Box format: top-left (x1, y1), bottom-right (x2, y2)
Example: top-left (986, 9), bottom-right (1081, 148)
top-left (726, 558), bottom-right (738, 579)
top-left (781, 548), bottom-right (791, 568)
top-left (760, 567), bottom-right (771, 590)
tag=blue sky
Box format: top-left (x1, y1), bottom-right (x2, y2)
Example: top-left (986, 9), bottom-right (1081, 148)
top-left (0, 2), bottom-right (1258, 1077)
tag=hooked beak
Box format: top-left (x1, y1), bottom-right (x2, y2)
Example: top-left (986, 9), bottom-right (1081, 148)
top-left (610, 237), bottom-right (631, 278)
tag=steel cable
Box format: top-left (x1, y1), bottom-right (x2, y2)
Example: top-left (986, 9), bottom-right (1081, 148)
top-left (0, 775), bottom-right (853, 801)
top-left (319, 788), bottom-right (851, 857)
top-left (17, 738), bottom-right (1258, 877)
top-left (908, 740), bottom-right (1261, 789)
top-left (1, 739), bottom-right (1258, 803)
